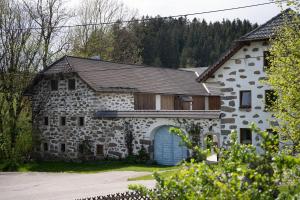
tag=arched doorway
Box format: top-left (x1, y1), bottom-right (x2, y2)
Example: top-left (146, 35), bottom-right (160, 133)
top-left (154, 126), bottom-right (188, 166)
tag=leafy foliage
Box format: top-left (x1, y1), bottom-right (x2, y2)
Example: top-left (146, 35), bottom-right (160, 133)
top-left (130, 124), bottom-right (300, 199)
top-left (266, 6), bottom-right (300, 153)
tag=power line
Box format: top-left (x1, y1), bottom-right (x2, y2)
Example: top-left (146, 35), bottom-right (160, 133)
top-left (10, 0), bottom-right (287, 31)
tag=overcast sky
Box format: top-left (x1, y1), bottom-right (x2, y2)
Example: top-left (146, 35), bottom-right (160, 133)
top-left (68, 0), bottom-right (288, 25)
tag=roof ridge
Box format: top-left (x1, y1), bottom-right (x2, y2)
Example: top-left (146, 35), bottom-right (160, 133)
top-left (65, 55), bottom-right (195, 73)
top-left (237, 8), bottom-right (292, 41)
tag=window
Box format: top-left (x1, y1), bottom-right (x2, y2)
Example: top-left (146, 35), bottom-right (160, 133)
top-left (78, 117), bottom-right (84, 126)
top-left (68, 79), bottom-right (76, 90)
top-left (192, 96), bottom-right (205, 110)
top-left (263, 51), bottom-right (270, 67)
top-left (78, 144), bottom-right (84, 154)
top-left (266, 129), bottom-right (279, 151)
top-left (240, 90), bottom-right (251, 108)
top-left (50, 80), bottom-right (58, 91)
top-left (44, 117), bottom-right (49, 126)
top-left (208, 96), bottom-right (221, 110)
top-left (240, 128), bottom-right (252, 145)
top-left (134, 93), bottom-right (156, 110)
top-left (60, 143), bottom-right (66, 152)
top-left (265, 90), bottom-right (277, 110)
top-left (96, 144), bottom-right (104, 156)
top-left (43, 143), bottom-right (49, 151)
top-left (161, 95), bottom-right (175, 110)
top-left (60, 116), bottom-right (66, 126)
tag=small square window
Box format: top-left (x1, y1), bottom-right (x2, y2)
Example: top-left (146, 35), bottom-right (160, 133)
top-left (60, 116), bottom-right (66, 126)
top-left (78, 117), bottom-right (84, 126)
top-left (60, 143), bottom-right (66, 152)
top-left (43, 143), bottom-right (49, 151)
top-left (68, 79), bottom-right (76, 90)
top-left (96, 144), bottom-right (104, 156)
top-left (265, 90), bottom-right (277, 110)
top-left (240, 128), bottom-right (252, 145)
top-left (50, 80), bottom-right (58, 91)
top-left (240, 91), bottom-right (251, 108)
top-left (263, 51), bottom-right (270, 67)
top-left (44, 117), bottom-right (49, 126)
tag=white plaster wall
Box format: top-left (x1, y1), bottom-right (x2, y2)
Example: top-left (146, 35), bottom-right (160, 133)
top-left (206, 41), bottom-right (275, 151)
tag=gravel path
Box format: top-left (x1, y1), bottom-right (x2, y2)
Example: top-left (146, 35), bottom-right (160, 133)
top-left (0, 171), bottom-right (155, 200)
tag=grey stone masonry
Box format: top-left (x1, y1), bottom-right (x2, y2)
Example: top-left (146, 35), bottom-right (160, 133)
top-left (205, 41), bottom-right (276, 152)
top-left (31, 73), bottom-right (220, 160)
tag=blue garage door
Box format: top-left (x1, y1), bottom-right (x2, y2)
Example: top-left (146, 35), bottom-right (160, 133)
top-left (154, 126), bottom-right (188, 165)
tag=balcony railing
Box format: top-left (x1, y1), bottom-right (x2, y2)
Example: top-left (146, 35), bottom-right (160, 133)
top-left (95, 110), bottom-right (220, 119)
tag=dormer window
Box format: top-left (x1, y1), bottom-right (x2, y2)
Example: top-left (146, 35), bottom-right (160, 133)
top-left (68, 79), bottom-right (76, 90)
top-left (50, 80), bottom-right (58, 91)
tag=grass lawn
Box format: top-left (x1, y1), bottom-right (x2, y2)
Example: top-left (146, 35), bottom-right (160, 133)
top-left (0, 160), bottom-right (178, 173)
top-left (128, 169), bottom-right (178, 181)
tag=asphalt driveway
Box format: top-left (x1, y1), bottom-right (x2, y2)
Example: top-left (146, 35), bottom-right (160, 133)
top-left (0, 171), bottom-right (155, 200)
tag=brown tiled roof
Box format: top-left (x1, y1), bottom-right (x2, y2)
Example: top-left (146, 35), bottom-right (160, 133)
top-left (41, 56), bottom-right (211, 96)
top-left (197, 9), bottom-right (294, 82)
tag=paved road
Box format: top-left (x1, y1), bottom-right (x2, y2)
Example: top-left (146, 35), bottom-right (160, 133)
top-left (0, 171), bottom-right (155, 200)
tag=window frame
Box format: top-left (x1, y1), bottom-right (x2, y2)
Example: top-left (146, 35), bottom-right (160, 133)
top-left (50, 79), bottom-right (58, 91)
top-left (240, 128), bottom-right (252, 145)
top-left (68, 79), bottom-right (76, 90)
top-left (239, 90), bottom-right (252, 109)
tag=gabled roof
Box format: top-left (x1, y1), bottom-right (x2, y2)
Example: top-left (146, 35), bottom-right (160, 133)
top-left (29, 55), bottom-right (214, 96)
top-left (238, 8), bottom-right (292, 42)
top-left (197, 9), bottom-right (294, 82)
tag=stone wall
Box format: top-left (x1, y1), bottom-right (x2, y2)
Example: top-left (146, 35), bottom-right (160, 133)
top-left (31, 73), bottom-right (220, 160)
top-left (206, 41), bottom-right (275, 151)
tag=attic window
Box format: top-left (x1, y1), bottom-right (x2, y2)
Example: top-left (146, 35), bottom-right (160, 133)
top-left (68, 79), bottom-right (76, 90)
top-left (50, 80), bottom-right (58, 91)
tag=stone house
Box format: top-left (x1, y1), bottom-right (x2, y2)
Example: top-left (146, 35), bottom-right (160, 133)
top-left (26, 10), bottom-right (289, 164)
top-left (26, 56), bottom-right (221, 165)
top-left (196, 9), bottom-right (290, 152)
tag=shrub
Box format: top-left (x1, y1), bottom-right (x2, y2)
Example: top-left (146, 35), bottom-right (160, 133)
top-left (130, 123), bottom-right (300, 199)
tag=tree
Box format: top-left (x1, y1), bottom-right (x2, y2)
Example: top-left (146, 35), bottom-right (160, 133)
top-left (0, 0), bottom-right (40, 168)
top-left (266, 5), bottom-right (300, 153)
top-left (70, 0), bottom-right (137, 59)
top-left (23, 0), bottom-right (71, 69)
top-left (0, 0), bottom-right (71, 169)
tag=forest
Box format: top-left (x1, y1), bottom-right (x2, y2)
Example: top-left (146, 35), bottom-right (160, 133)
top-left (72, 17), bottom-right (257, 68)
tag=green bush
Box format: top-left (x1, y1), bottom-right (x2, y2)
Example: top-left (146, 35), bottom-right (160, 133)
top-left (130, 123), bottom-right (300, 199)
